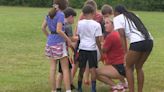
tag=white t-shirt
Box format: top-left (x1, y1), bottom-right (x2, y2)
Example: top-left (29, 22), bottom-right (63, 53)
top-left (77, 19), bottom-right (102, 50)
top-left (113, 14), bottom-right (152, 43)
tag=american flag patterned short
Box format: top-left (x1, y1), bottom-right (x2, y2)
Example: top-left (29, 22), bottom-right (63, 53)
top-left (45, 42), bottom-right (67, 60)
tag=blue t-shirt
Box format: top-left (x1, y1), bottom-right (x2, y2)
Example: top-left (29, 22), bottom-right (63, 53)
top-left (46, 11), bottom-right (65, 46)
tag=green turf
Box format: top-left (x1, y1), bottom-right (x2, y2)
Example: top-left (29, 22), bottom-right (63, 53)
top-left (0, 6), bottom-right (164, 92)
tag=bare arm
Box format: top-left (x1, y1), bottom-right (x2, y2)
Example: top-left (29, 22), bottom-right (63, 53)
top-left (96, 36), bottom-right (102, 55)
top-left (72, 26), bottom-right (79, 42)
top-left (41, 19), bottom-right (49, 37)
top-left (117, 28), bottom-right (128, 53)
top-left (56, 22), bottom-right (72, 46)
top-left (72, 13), bottom-right (84, 42)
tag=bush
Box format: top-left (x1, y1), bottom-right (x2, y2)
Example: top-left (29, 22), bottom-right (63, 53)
top-left (0, 0), bottom-right (163, 11)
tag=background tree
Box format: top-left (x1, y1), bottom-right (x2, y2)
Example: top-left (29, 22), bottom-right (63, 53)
top-left (0, 0), bottom-right (163, 11)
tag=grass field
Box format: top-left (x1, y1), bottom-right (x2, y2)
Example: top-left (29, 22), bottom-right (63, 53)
top-left (0, 6), bottom-right (164, 92)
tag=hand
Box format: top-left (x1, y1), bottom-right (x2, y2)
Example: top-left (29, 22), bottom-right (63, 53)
top-left (66, 38), bottom-right (73, 47)
top-left (100, 54), bottom-right (106, 64)
top-left (124, 54), bottom-right (127, 65)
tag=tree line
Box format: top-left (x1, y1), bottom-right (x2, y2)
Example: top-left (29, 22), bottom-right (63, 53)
top-left (0, 0), bottom-right (163, 11)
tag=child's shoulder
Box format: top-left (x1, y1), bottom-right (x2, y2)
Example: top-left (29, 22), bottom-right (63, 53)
top-left (91, 20), bottom-right (101, 26)
top-left (56, 11), bottom-right (64, 17)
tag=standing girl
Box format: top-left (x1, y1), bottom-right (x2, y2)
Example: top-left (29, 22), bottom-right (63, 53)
top-left (113, 5), bottom-right (153, 92)
top-left (41, 0), bottom-right (72, 92)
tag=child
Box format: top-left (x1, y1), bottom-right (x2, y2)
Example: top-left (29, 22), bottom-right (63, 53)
top-left (76, 5), bottom-right (102, 92)
top-left (72, 0), bottom-right (103, 85)
top-left (101, 4), bottom-right (113, 19)
top-left (113, 5), bottom-right (153, 92)
top-left (41, 0), bottom-right (72, 92)
top-left (55, 7), bottom-right (77, 92)
top-left (101, 4), bottom-right (113, 38)
top-left (96, 18), bottom-right (127, 92)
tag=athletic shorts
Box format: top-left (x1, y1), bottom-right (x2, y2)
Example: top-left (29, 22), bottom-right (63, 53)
top-left (45, 42), bottom-right (67, 60)
top-left (79, 50), bottom-right (98, 68)
top-left (58, 59), bottom-right (72, 73)
top-left (112, 64), bottom-right (126, 77)
top-left (129, 40), bottom-right (153, 52)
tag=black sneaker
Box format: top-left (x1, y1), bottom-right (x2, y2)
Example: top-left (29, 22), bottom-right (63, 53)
top-left (77, 88), bottom-right (82, 92)
top-left (56, 88), bottom-right (62, 92)
top-left (71, 84), bottom-right (76, 90)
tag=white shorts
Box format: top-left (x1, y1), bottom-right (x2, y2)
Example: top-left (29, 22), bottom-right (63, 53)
top-left (45, 42), bottom-right (67, 60)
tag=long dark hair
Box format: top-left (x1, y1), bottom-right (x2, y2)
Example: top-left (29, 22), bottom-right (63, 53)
top-left (49, 0), bottom-right (68, 19)
top-left (114, 5), bottom-right (150, 39)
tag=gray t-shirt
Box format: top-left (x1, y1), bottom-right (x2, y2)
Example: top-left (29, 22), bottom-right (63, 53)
top-left (65, 22), bottom-right (73, 37)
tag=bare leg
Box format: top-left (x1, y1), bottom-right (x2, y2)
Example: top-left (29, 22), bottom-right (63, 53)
top-left (71, 62), bottom-right (79, 79)
top-left (96, 65), bottom-right (124, 86)
top-left (97, 74), bottom-right (115, 86)
top-left (49, 59), bottom-right (57, 92)
top-left (135, 52), bottom-right (151, 92)
top-left (60, 57), bottom-right (71, 91)
top-left (77, 67), bottom-right (85, 92)
top-left (78, 68), bottom-right (85, 81)
top-left (90, 68), bottom-right (97, 81)
top-left (126, 50), bottom-right (142, 92)
top-left (56, 73), bottom-right (63, 89)
top-left (84, 62), bottom-right (90, 84)
top-left (90, 67), bottom-right (97, 92)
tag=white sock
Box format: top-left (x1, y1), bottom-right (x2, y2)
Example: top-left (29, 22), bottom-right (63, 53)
top-left (51, 91), bottom-right (56, 92)
top-left (66, 90), bottom-right (71, 92)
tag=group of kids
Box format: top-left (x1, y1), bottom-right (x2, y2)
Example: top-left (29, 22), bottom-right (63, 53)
top-left (41, 0), bottom-right (153, 92)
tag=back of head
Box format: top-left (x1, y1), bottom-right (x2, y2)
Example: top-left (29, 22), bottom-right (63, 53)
top-left (64, 7), bottom-right (77, 18)
top-left (53, 0), bottom-right (68, 10)
top-left (84, 0), bottom-right (97, 11)
top-left (114, 4), bottom-right (128, 14)
top-left (101, 4), bottom-right (113, 15)
top-left (82, 4), bottom-right (95, 15)
top-left (49, 0), bottom-right (68, 19)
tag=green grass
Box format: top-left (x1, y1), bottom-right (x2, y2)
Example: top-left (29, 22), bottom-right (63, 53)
top-left (0, 6), bottom-right (164, 92)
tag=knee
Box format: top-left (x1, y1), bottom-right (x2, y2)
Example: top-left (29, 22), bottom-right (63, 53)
top-left (79, 68), bottom-right (85, 77)
top-left (135, 66), bottom-right (143, 72)
top-left (95, 68), bottom-right (99, 75)
top-left (50, 66), bottom-right (56, 72)
top-left (125, 65), bottom-right (134, 71)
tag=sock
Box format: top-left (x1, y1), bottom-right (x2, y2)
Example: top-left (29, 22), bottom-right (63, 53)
top-left (56, 88), bottom-right (61, 92)
top-left (78, 81), bottom-right (82, 90)
top-left (66, 90), bottom-right (71, 92)
top-left (71, 84), bottom-right (75, 90)
top-left (91, 81), bottom-right (96, 92)
top-left (51, 91), bottom-right (56, 92)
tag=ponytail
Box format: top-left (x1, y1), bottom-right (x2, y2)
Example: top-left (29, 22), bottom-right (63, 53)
top-left (48, 0), bottom-right (68, 19)
top-left (48, 7), bottom-right (57, 19)
top-left (115, 5), bottom-right (150, 39)
top-left (123, 12), bottom-right (150, 39)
